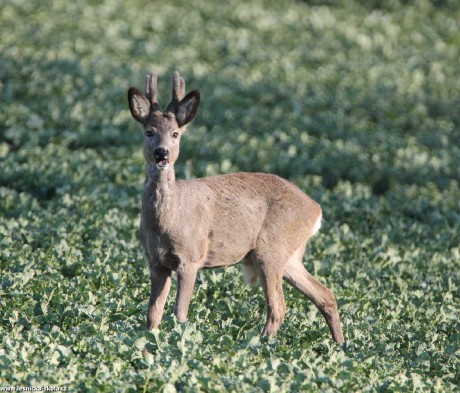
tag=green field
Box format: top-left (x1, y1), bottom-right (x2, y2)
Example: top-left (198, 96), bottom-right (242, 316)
top-left (1, 0), bottom-right (459, 391)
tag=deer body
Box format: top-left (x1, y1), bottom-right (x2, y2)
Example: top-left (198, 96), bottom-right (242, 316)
top-left (129, 71), bottom-right (345, 344)
top-left (141, 171), bottom-right (321, 269)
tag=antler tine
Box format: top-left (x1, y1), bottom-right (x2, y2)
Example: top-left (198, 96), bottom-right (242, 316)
top-left (145, 72), bottom-right (160, 108)
top-left (172, 71), bottom-right (181, 101)
top-left (166, 71), bottom-right (183, 113)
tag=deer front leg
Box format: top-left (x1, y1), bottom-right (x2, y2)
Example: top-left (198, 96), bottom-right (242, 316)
top-left (147, 265), bottom-right (172, 330)
top-left (174, 264), bottom-right (198, 323)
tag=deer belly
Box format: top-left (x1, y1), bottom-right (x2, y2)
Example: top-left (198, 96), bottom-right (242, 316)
top-left (201, 218), bottom-right (260, 268)
top-left (202, 238), bottom-right (252, 268)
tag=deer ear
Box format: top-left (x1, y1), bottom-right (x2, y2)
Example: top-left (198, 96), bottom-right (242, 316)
top-left (176, 90), bottom-right (200, 128)
top-left (128, 87), bottom-right (151, 123)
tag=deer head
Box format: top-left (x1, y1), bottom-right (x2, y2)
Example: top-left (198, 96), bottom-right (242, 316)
top-left (128, 71), bottom-right (200, 170)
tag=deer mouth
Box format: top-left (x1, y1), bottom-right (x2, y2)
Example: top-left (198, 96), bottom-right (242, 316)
top-left (156, 158), bottom-right (169, 169)
top-left (154, 147), bottom-right (170, 170)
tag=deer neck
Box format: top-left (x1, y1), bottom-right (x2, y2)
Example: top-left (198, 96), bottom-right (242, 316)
top-left (143, 163), bottom-right (177, 225)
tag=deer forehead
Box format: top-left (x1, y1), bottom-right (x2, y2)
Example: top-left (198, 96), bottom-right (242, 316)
top-left (145, 112), bottom-right (178, 132)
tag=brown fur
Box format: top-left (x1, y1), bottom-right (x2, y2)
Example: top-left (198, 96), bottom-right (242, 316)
top-left (128, 71), bottom-right (345, 344)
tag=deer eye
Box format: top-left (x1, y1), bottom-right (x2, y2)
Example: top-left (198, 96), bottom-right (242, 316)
top-left (172, 132), bottom-right (179, 139)
top-left (146, 130), bottom-right (154, 138)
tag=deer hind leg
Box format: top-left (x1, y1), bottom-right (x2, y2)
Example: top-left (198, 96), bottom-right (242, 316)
top-left (260, 269), bottom-right (286, 337)
top-left (248, 251), bottom-right (287, 336)
top-left (283, 254), bottom-right (345, 345)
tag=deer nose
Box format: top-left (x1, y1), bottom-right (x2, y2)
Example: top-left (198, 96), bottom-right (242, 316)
top-left (154, 147), bottom-right (169, 160)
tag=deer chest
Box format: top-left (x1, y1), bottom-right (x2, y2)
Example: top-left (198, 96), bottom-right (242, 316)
top-left (141, 229), bottom-right (181, 271)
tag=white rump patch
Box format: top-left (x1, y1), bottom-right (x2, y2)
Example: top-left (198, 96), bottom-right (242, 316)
top-left (312, 211), bottom-right (322, 236)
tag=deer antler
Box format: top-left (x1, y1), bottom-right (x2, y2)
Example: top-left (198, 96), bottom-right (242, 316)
top-left (166, 71), bottom-right (185, 113)
top-left (145, 72), bottom-right (162, 111)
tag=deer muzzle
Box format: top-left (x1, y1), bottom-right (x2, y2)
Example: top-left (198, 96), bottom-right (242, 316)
top-left (154, 147), bottom-right (169, 170)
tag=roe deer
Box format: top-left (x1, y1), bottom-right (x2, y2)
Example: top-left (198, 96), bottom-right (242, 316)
top-left (127, 71), bottom-right (344, 344)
